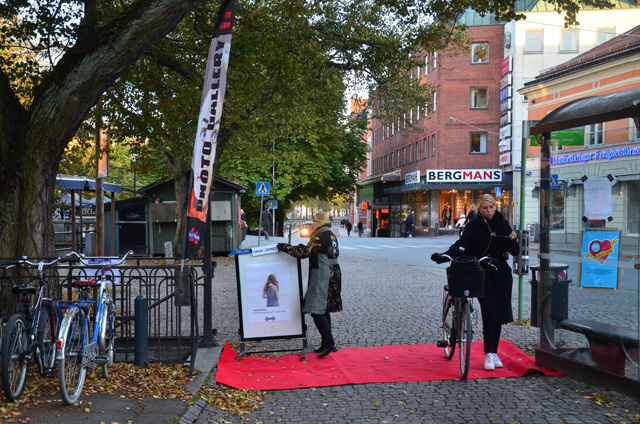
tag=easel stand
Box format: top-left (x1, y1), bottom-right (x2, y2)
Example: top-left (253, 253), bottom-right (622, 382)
top-left (236, 335), bottom-right (309, 360)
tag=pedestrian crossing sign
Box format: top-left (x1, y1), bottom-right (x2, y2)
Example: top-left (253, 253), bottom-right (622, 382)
top-left (268, 199), bottom-right (278, 209)
top-left (256, 182), bottom-right (270, 196)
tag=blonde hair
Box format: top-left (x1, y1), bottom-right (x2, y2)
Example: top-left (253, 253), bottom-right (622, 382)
top-left (314, 211), bottom-right (332, 225)
top-left (475, 193), bottom-right (497, 210)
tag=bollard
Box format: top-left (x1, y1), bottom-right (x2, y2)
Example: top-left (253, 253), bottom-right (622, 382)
top-left (134, 295), bottom-right (147, 368)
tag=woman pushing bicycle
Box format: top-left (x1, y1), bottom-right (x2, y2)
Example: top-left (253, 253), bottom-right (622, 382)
top-left (431, 194), bottom-right (519, 371)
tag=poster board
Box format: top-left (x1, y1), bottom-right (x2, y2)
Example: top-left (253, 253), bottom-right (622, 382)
top-left (578, 228), bottom-right (621, 290)
top-left (235, 249), bottom-right (305, 341)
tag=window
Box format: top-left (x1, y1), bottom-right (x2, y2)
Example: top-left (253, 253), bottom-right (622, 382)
top-left (471, 87), bottom-right (488, 109)
top-left (471, 43), bottom-right (489, 64)
top-left (409, 144), bottom-right (413, 163)
top-left (425, 55), bottom-right (430, 73)
top-left (548, 187), bottom-right (565, 231)
top-left (586, 123), bottom-right (604, 145)
top-left (471, 133), bottom-right (487, 153)
top-left (433, 91), bottom-right (437, 112)
top-left (397, 150), bottom-right (400, 168)
top-left (423, 138), bottom-right (428, 159)
top-left (402, 147), bottom-right (406, 166)
top-left (415, 142), bottom-right (419, 162)
top-left (525, 30), bottom-right (543, 53)
top-left (433, 51), bottom-right (437, 69)
top-left (596, 27), bottom-right (615, 45)
top-left (560, 29), bottom-right (578, 52)
top-left (627, 181), bottom-right (640, 234)
top-left (431, 134), bottom-right (436, 156)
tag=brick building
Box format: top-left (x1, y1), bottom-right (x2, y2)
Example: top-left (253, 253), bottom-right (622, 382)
top-left (358, 16), bottom-right (509, 237)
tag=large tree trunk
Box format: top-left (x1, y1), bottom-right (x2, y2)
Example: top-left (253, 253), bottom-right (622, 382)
top-left (0, 0), bottom-right (201, 258)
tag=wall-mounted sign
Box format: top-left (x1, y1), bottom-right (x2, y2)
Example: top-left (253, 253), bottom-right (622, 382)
top-left (405, 171), bottom-right (420, 185)
top-left (426, 169), bottom-right (502, 183)
top-left (499, 153), bottom-right (511, 166)
top-left (500, 74), bottom-right (512, 90)
top-left (501, 56), bottom-right (512, 77)
top-left (500, 98), bottom-right (512, 114)
top-left (498, 138), bottom-right (511, 152)
top-left (500, 125), bottom-right (512, 139)
top-left (499, 87), bottom-right (512, 102)
top-left (500, 111), bottom-right (512, 127)
top-left (361, 201), bottom-right (369, 210)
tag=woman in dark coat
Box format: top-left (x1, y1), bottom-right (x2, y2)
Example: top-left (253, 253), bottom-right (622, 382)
top-left (432, 194), bottom-right (519, 370)
top-left (278, 211), bottom-right (342, 358)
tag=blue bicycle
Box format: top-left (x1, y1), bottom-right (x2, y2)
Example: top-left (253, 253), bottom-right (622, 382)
top-left (56, 251), bottom-right (132, 404)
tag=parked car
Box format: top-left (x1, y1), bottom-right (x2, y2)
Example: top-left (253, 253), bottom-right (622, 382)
top-left (299, 223), bottom-right (314, 237)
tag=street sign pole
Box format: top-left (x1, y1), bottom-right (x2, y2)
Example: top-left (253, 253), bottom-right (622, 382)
top-left (258, 196), bottom-right (264, 247)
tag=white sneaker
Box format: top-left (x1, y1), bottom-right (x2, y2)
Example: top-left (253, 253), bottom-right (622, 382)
top-left (484, 353), bottom-right (495, 370)
top-left (492, 353), bottom-right (503, 368)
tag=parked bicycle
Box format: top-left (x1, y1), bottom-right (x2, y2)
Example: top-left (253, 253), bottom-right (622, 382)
top-left (0, 256), bottom-right (76, 401)
top-left (56, 250), bottom-right (132, 405)
top-left (436, 254), bottom-right (492, 380)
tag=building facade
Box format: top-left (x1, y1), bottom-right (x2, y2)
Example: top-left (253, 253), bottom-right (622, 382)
top-left (359, 20), bottom-right (509, 237)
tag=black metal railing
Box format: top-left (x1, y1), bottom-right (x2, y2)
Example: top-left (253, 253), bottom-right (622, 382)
top-left (0, 260), bottom-right (206, 371)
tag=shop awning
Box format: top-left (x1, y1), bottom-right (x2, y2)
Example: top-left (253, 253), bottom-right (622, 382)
top-left (56, 176), bottom-right (123, 193)
top-left (531, 86), bottom-right (640, 135)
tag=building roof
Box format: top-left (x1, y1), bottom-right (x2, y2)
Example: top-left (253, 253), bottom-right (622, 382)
top-left (56, 175), bottom-right (123, 193)
top-left (530, 85), bottom-right (640, 134)
top-left (527, 25), bottom-right (640, 84)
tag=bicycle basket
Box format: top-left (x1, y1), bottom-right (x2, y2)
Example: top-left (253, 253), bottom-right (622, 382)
top-left (446, 255), bottom-right (485, 297)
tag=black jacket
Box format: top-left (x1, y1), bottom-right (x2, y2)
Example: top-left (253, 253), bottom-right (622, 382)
top-left (444, 210), bottom-right (519, 261)
top-left (442, 210), bottom-right (519, 325)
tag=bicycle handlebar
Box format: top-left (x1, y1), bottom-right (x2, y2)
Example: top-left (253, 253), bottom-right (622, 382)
top-left (1, 256), bottom-right (78, 272)
top-left (434, 254), bottom-right (496, 265)
top-left (66, 250), bottom-right (134, 267)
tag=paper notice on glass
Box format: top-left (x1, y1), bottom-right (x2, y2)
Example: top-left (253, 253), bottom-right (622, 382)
top-left (583, 176), bottom-right (611, 220)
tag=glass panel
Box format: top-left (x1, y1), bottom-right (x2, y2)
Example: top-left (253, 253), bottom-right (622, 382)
top-left (537, 118), bottom-right (640, 383)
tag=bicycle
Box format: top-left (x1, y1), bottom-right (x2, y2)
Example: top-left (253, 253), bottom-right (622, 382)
top-left (0, 256), bottom-right (75, 401)
top-left (56, 250), bottom-right (132, 405)
top-left (436, 254), bottom-right (492, 380)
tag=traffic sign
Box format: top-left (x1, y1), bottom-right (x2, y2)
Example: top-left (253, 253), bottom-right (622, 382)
top-left (268, 199), bottom-right (278, 209)
top-left (550, 174), bottom-right (558, 188)
top-left (495, 187), bottom-right (503, 198)
top-left (256, 182), bottom-right (270, 196)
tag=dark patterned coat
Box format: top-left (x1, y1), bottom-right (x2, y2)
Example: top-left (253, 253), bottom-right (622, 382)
top-left (281, 225), bottom-right (342, 314)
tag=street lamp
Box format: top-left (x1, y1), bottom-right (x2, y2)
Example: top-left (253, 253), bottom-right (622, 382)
top-left (131, 153), bottom-right (139, 193)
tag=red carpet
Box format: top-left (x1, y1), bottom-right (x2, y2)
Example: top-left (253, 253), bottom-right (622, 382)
top-left (215, 340), bottom-right (563, 390)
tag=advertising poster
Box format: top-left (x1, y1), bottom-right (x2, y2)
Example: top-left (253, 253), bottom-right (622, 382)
top-left (235, 250), bottom-right (305, 341)
top-left (579, 229), bottom-right (621, 290)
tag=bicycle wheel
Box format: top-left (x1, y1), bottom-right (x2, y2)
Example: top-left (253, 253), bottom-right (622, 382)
top-left (57, 307), bottom-right (88, 405)
top-left (442, 294), bottom-right (456, 360)
top-left (459, 301), bottom-right (472, 380)
top-left (99, 302), bottom-right (116, 378)
top-left (36, 302), bottom-right (58, 377)
top-left (1, 314), bottom-right (29, 401)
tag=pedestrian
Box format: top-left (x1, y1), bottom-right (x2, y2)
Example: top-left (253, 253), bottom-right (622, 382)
top-left (346, 220), bottom-right (352, 236)
top-left (441, 203), bottom-right (452, 228)
top-left (455, 213), bottom-right (466, 237)
top-left (261, 207), bottom-right (273, 240)
top-left (431, 194), bottom-right (519, 371)
top-left (405, 210), bottom-right (414, 238)
top-left (262, 274), bottom-right (280, 307)
top-left (357, 220), bottom-right (363, 237)
top-left (278, 211), bottom-right (342, 358)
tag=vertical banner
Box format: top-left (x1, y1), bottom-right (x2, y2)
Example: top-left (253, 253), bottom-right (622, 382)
top-left (186, 0), bottom-right (236, 257)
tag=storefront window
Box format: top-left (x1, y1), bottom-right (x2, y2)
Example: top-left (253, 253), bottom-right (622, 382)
top-left (548, 187), bottom-right (565, 231)
top-left (627, 180), bottom-right (640, 234)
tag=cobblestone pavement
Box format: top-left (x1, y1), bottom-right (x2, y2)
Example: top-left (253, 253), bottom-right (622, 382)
top-left (187, 235), bottom-right (640, 424)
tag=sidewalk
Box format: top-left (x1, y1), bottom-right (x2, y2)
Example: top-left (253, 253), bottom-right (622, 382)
top-left (16, 233), bottom-right (640, 423)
